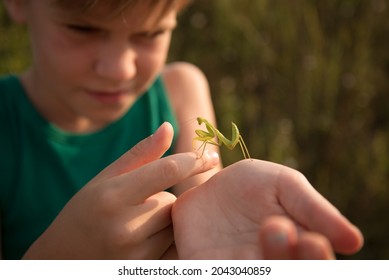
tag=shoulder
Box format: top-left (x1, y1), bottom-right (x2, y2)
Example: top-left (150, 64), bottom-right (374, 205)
top-left (0, 76), bottom-right (19, 197)
top-left (0, 74), bottom-right (18, 89)
top-left (0, 75), bottom-right (16, 113)
top-left (162, 62), bottom-right (208, 86)
top-left (0, 75), bottom-right (14, 96)
top-left (0, 75), bottom-right (20, 102)
top-left (161, 62), bottom-right (211, 114)
top-left (0, 75), bottom-right (27, 122)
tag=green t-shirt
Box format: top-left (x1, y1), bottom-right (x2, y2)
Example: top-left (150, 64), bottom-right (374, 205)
top-left (0, 75), bottom-right (178, 259)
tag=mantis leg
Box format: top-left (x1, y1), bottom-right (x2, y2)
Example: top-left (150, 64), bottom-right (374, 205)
top-left (194, 138), bottom-right (220, 158)
top-left (238, 136), bottom-right (251, 159)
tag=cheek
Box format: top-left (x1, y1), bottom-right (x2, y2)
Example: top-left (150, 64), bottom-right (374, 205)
top-left (29, 20), bottom-right (92, 73)
top-left (34, 34), bottom-right (94, 82)
top-left (140, 52), bottom-right (165, 73)
top-left (136, 41), bottom-right (171, 86)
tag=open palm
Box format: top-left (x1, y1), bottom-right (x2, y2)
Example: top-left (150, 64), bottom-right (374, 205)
top-left (172, 159), bottom-right (363, 259)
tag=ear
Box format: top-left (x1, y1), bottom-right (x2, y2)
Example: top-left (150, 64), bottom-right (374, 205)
top-left (4, 0), bottom-right (27, 23)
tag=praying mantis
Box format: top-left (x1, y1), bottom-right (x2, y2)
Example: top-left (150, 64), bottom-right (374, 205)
top-left (193, 117), bottom-right (251, 159)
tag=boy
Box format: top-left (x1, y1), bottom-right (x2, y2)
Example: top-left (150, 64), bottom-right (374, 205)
top-left (1, 0), bottom-right (363, 259)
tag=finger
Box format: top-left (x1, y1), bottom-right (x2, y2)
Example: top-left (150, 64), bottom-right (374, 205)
top-left (117, 150), bottom-right (220, 203)
top-left (130, 191), bottom-right (177, 240)
top-left (93, 122), bottom-right (174, 181)
top-left (260, 216), bottom-right (298, 259)
top-left (296, 232), bottom-right (335, 260)
top-left (128, 226), bottom-right (175, 259)
top-left (161, 244), bottom-right (178, 260)
top-left (277, 167), bottom-right (364, 254)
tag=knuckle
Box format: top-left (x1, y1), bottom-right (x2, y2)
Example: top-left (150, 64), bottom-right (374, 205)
top-left (160, 159), bottom-right (181, 182)
top-left (108, 224), bottom-right (139, 248)
top-left (95, 185), bottom-right (122, 215)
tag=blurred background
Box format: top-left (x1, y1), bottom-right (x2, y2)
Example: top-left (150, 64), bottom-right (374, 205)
top-left (1, 0), bottom-right (388, 259)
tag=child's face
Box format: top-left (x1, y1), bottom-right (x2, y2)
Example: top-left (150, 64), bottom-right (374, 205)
top-left (17, 0), bottom-right (178, 130)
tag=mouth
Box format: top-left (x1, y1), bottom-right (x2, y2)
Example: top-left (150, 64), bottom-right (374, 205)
top-left (85, 89), bottom-right (129, 104)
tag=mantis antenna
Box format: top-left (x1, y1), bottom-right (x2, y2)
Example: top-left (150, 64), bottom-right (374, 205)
top-left (193, 117), bottom-right (251, 159)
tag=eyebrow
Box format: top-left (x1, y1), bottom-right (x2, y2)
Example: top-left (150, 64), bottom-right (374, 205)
top-left (51, 0), bottom-right (179, 32)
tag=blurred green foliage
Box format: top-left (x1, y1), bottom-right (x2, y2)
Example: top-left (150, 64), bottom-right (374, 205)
top-left (0, 5), bottom-right (30, 73)
top-left (1, 0), bottom-right (388, 259)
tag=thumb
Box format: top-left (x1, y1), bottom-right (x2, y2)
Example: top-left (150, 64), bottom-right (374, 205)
top-left (94, 122), bottom-right (174, 181)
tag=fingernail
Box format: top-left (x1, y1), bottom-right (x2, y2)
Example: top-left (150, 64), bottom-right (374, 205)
top-left (152, 122), bottom-right (172, 138)
top-left (204, 150), bottom-right (219, 167)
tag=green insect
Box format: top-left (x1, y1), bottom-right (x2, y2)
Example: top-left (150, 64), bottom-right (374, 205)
top-left (193, 117), bottom-right (251, 159)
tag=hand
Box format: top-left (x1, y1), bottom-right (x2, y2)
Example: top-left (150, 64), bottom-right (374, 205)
top-left (172, 159), bottom-right (363, 259)
top-left (22, 122), bottom-right (219, 259)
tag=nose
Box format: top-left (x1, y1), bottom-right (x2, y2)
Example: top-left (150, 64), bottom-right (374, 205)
top-left (95, 43), bottom-right (137, 83)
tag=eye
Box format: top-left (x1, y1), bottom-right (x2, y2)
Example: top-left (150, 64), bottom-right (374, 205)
top-left (147, 30), bottom-right (166, 39)
top-left (66, 24), bottom-right (101, 34)
top-left (136, 29), bottom-right (167, 41)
